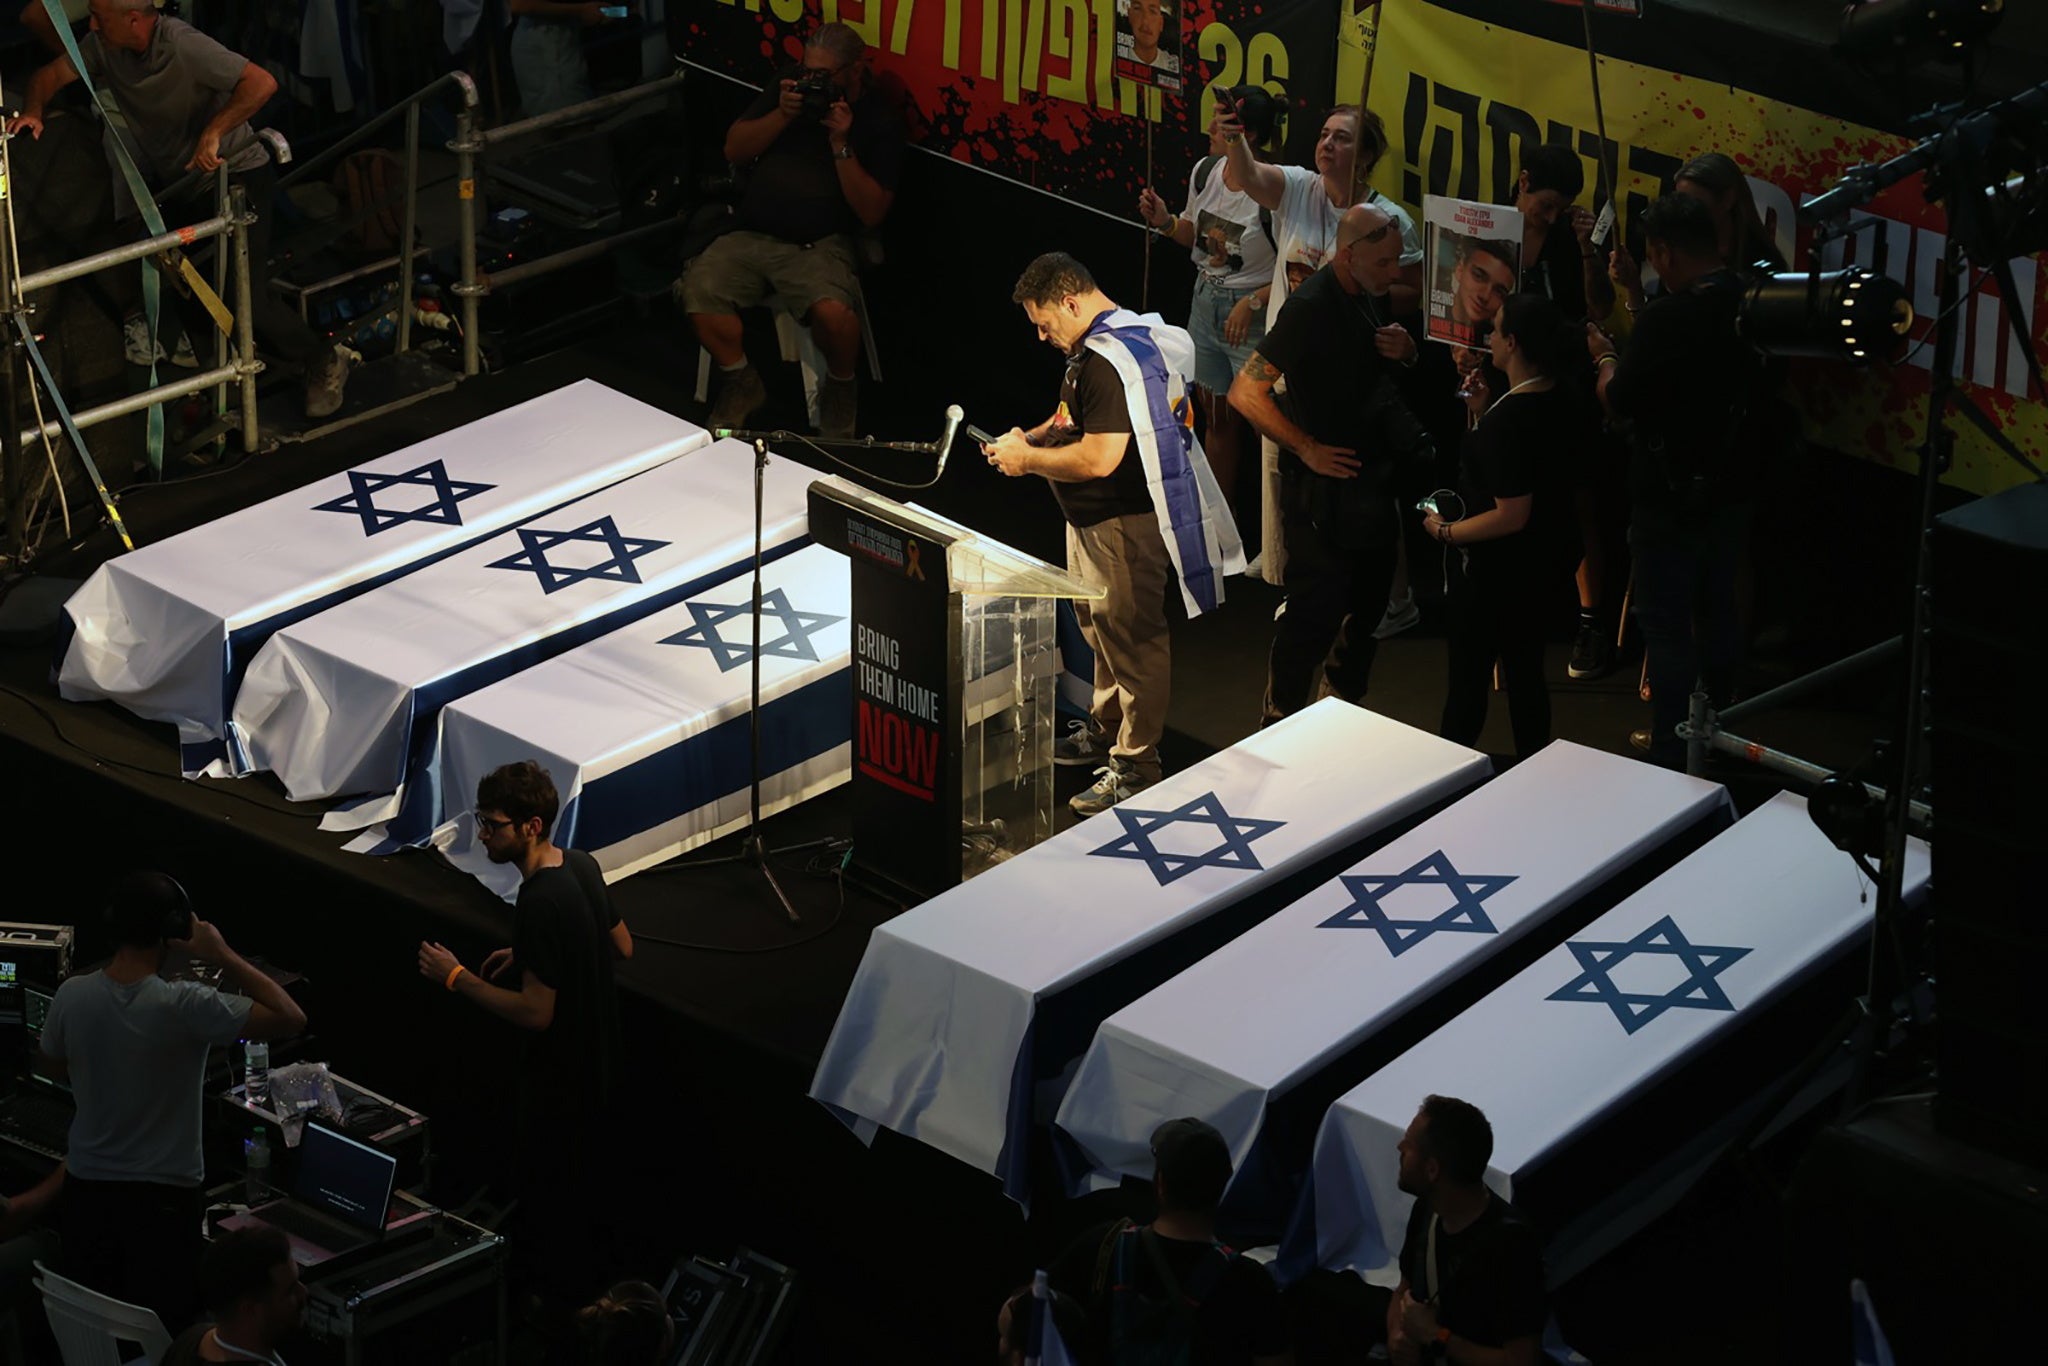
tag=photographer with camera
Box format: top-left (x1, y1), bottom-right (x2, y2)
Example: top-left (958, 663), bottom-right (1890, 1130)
top-left (680, 22), bottom-right (902, 439)
top-left (1229, 204), bottom-right (1432, 726)
top-left (1588, 193), bottom-right (1775, 766)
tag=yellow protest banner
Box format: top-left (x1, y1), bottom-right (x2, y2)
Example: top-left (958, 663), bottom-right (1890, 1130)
top-left (1343, 4), bottom-right (2044, 495)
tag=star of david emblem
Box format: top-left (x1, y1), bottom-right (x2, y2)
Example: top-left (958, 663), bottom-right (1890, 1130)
top-left (1318, 850), bottom-right (1516, 956)
top-left (1086, 790), bottom-right (1287, 887)
top-left (1545, 915), bottom-right (1752, 1035)
top-left (311, 460), bottom-right (497, 536)
top-left (658, 588), bottom-right (845, 672)
top-left (484, 516), bottom-right (671, 595)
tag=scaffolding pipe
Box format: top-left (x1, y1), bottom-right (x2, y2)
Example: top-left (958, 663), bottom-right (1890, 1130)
top-left (16, 216), bottom-right (235, 296)
top-left (16, 361), bottom-right (254, 451)
top-left (230, 185), bottom-right (260, 451)
top-left (276, 69), bottom-right (479, 192)
top-left (1693, 723), bottom-right (1934, 839)
top-left (1719, 636), bottom-right (1904, 726)
top-left (481, 219), bottom-right (683, 291)
top-left (453, 108), bottom-right (481, 377)
top-left (397, 101), bottom-right (421, 356)
top-left (479, 71), bottom-right (686, 147)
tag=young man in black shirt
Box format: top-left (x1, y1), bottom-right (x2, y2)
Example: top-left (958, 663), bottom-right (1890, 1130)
top-left (1230, 202), bottom-right (1429, 724)
top-left (1589, 193), bottom-right (1770, 766)
top-left (1388, 1096), bottom-right (1545, 1366)
top-left (680, 22), bottom-right (904, 438)
top-left (417, 761), bottom-right (632, 1304)
top-left (1050, 1118), bottom-right (1292, 1366)
top-left (985, 252), bottom-right (1241, 816)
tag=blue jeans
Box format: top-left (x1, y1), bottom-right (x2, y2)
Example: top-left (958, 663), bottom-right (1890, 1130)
top-left (1631, 505), bottom-right (1750, 764)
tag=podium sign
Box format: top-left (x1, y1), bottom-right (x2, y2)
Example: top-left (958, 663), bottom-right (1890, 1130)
top-left (809, 477), bottom-right (1102, 902)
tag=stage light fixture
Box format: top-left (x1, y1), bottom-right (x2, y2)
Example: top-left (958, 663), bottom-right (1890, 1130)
top-left (1740, 267), bottom-right (1914, 364)
top-left (1838, 0), bottom-right (2005, 61)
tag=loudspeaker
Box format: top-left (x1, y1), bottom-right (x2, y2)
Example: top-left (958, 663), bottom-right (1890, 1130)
top-left (1931, 481), bottom-right (2048, 1164)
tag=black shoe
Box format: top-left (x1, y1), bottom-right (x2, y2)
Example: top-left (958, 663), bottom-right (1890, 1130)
top-left (1568, 620), bottom-right (1614, 679)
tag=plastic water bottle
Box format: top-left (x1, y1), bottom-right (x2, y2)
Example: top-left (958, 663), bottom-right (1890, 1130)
top-left (244, 1039), bottom-right (270, 1109)
top-left (244, 1128), bottom-right (271, 1205)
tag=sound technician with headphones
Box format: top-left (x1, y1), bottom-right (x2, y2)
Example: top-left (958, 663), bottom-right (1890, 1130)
top-left (39, 870), bottom-right (306, 1329)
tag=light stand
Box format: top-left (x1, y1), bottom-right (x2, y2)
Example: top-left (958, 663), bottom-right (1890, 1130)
top-left (672, 423), bottom-right (953, 923)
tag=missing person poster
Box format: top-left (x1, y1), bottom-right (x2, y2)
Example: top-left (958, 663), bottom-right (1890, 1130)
top-left (1115, 0), bottom-right (1182, 93)
top-left (1424, 195), bottom-right (1523, 347)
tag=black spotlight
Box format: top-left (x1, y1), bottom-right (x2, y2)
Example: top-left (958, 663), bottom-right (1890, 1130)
top-left (1838, 0), bottom-right (2005, 61)
top-left (1739, 267), bottom-right (1915, 364)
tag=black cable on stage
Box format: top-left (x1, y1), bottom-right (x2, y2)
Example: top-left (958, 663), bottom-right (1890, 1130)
top-left (629, 840), bottom-right (855, 954)
top-left (0, 681), bottom-right (320, 821)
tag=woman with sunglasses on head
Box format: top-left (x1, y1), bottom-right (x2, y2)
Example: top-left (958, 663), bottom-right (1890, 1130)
top-left (1138, 84), bottom-right (1283, 525)
top-left (1424, 294), bottom-right (1592, 761)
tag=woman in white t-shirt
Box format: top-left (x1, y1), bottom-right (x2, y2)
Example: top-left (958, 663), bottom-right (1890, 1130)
top-left (1137, 84), bottom-right (1282, 516)
top-left (1217, 102), bottom-right (1425, 585)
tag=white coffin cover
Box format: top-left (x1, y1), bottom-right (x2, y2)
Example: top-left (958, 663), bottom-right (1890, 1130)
top-left (1298, 791), bottom-right (1930, 1283)
top-left (809, 699), bottom-right (1490, 1197)
top-left (1054, 742), bottom-right (1733, 1215)
top-left (227, 440), bottom-right (812, 824)
top-left (58, 380), bottom-right (706, 774)
top-left (418, 543), bottom-right (854, 898)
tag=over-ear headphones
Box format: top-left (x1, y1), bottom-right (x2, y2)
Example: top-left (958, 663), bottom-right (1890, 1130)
top-left (105, 871), bottom-right (195, 946)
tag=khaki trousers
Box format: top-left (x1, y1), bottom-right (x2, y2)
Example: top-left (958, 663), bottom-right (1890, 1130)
top-left (1067, 512), bottom-right (1173, 778)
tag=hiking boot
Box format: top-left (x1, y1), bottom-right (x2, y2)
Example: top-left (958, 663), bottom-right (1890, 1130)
top-left (1069, 759), bottom-right (1155, 818)
top-left (818, 376), bottom-right (857, 439)
top-left (1568, 620), bottom-right (1614, 679)
top-left (303, 345), bottom-right (353, 420)
top-left (708, 364), bottom-right (766, 430)
top-left (1053, 719), bottom-right (1109, 768)
top-left (1372, 592), bottom-right (1420, 639)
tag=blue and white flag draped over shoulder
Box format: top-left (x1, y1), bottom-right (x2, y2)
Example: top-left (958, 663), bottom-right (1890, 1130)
top-left (57, 381), bottom-right (707, 776)
top-left (1082, 309), bottom-right (1245, 616)
top-left (1027, 1270), bottom-right (1075, 1366)
top-left (386, 544), bottom-right (853, 899)
top-left (225, 440), bottom-right (813, 826)
top-left (1851, 1279), bottom-right (1895, 1366)
top-left (1292, 793), bottom-right (1930, 1287)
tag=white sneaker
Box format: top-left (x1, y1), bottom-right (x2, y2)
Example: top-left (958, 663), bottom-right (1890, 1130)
top-left (1372, 593), bottom-right (1421, 639)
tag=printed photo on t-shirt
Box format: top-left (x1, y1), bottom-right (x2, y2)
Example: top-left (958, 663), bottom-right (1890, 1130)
top-left (1115, 0), bottom-right (1181, 93)
top-left (1194, 210), bottom-right (1248, 278)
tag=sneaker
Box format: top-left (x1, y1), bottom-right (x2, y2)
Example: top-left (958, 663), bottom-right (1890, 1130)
top-left (1568, 620), bottom-right (1614, 679)
top-left (303, 345), bottom-right (353, 420)
top-left (708, 364), bottom-right (766, 430)
top-left (1372, 593), bottom-right (1420, 639)
top-left (817, 376), bottom-right (857, 439)
top-left (1053, 719), bottom-right (1109, 768)
top-left (1069, 759), bottom-right (1155, 818)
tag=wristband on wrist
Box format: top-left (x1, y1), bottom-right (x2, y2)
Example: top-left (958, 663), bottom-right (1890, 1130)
top-left (1595, 352), bottom-right (1618, 368)
top-left (445, 964), bottom-right (466, 992)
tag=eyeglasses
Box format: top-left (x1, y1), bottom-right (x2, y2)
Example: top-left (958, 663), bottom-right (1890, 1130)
top-left (473, 811), bottom-right (517, 834)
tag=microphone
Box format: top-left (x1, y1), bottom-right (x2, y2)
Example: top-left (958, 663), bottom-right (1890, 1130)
top-left (931, 403), bottom-right (965, 473)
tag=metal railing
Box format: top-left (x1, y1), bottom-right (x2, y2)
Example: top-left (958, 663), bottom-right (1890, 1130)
top-left (450, 69), bottom-right (689, 376)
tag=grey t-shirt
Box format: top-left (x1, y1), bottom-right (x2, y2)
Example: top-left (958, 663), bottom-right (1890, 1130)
top-left (41, 971), bottom-right (253, 1185)
top-left (78, 17), bottom-right (268, 183)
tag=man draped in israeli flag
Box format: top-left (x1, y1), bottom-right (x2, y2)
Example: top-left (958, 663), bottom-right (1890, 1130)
top-left (984, 252), bottom-right (1244, 816)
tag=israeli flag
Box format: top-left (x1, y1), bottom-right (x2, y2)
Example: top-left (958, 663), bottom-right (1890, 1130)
top-left (1026, 1270), bottom-right (1075, 1366)
top-left (1082, 309), bottom-right (1245, 617)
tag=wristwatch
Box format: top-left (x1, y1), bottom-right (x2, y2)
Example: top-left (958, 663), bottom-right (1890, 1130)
top-left (832, 145), bottom-right (855, 161)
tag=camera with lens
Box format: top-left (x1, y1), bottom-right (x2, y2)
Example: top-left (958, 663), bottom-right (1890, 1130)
top-left (791, 69), bottom-right (839, 122)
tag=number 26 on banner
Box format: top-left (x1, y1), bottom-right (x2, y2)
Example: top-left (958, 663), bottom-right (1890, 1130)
top-left (1200, 23), bottom-right (1289, 128)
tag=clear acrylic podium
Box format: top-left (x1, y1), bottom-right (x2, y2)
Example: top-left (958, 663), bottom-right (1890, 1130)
top-left (808, 476), bottom-right (1103, 901)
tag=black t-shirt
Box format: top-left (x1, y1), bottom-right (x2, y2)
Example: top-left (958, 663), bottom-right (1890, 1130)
top-left (1458, 384), bottom-right (1589, 584)
top-left (1046, 342), bottom-right (1149, 528)
top-left (1398, 1194), bottom-right (1547, 1351)
top-left (1604, 268), bottom-right (1768, 524)
top-left (1258, 263), bottom-right (1400, 466)
top-left (1522, 219), bottom-right (1590, 323)
top-left (734, 69), bottom-right (905, 243)
top-left (1050, 1220), bottom-right (1290, 1366)
top-left (511, 849), bottom-right (622, 1107)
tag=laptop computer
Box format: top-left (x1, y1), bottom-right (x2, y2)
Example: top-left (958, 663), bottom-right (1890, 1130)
top-left (224, 1122), bottom-right (426, 1267)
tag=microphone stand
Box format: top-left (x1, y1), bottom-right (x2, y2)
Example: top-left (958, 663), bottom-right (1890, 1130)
top-left (675, 426), bottom-right (948, 923)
